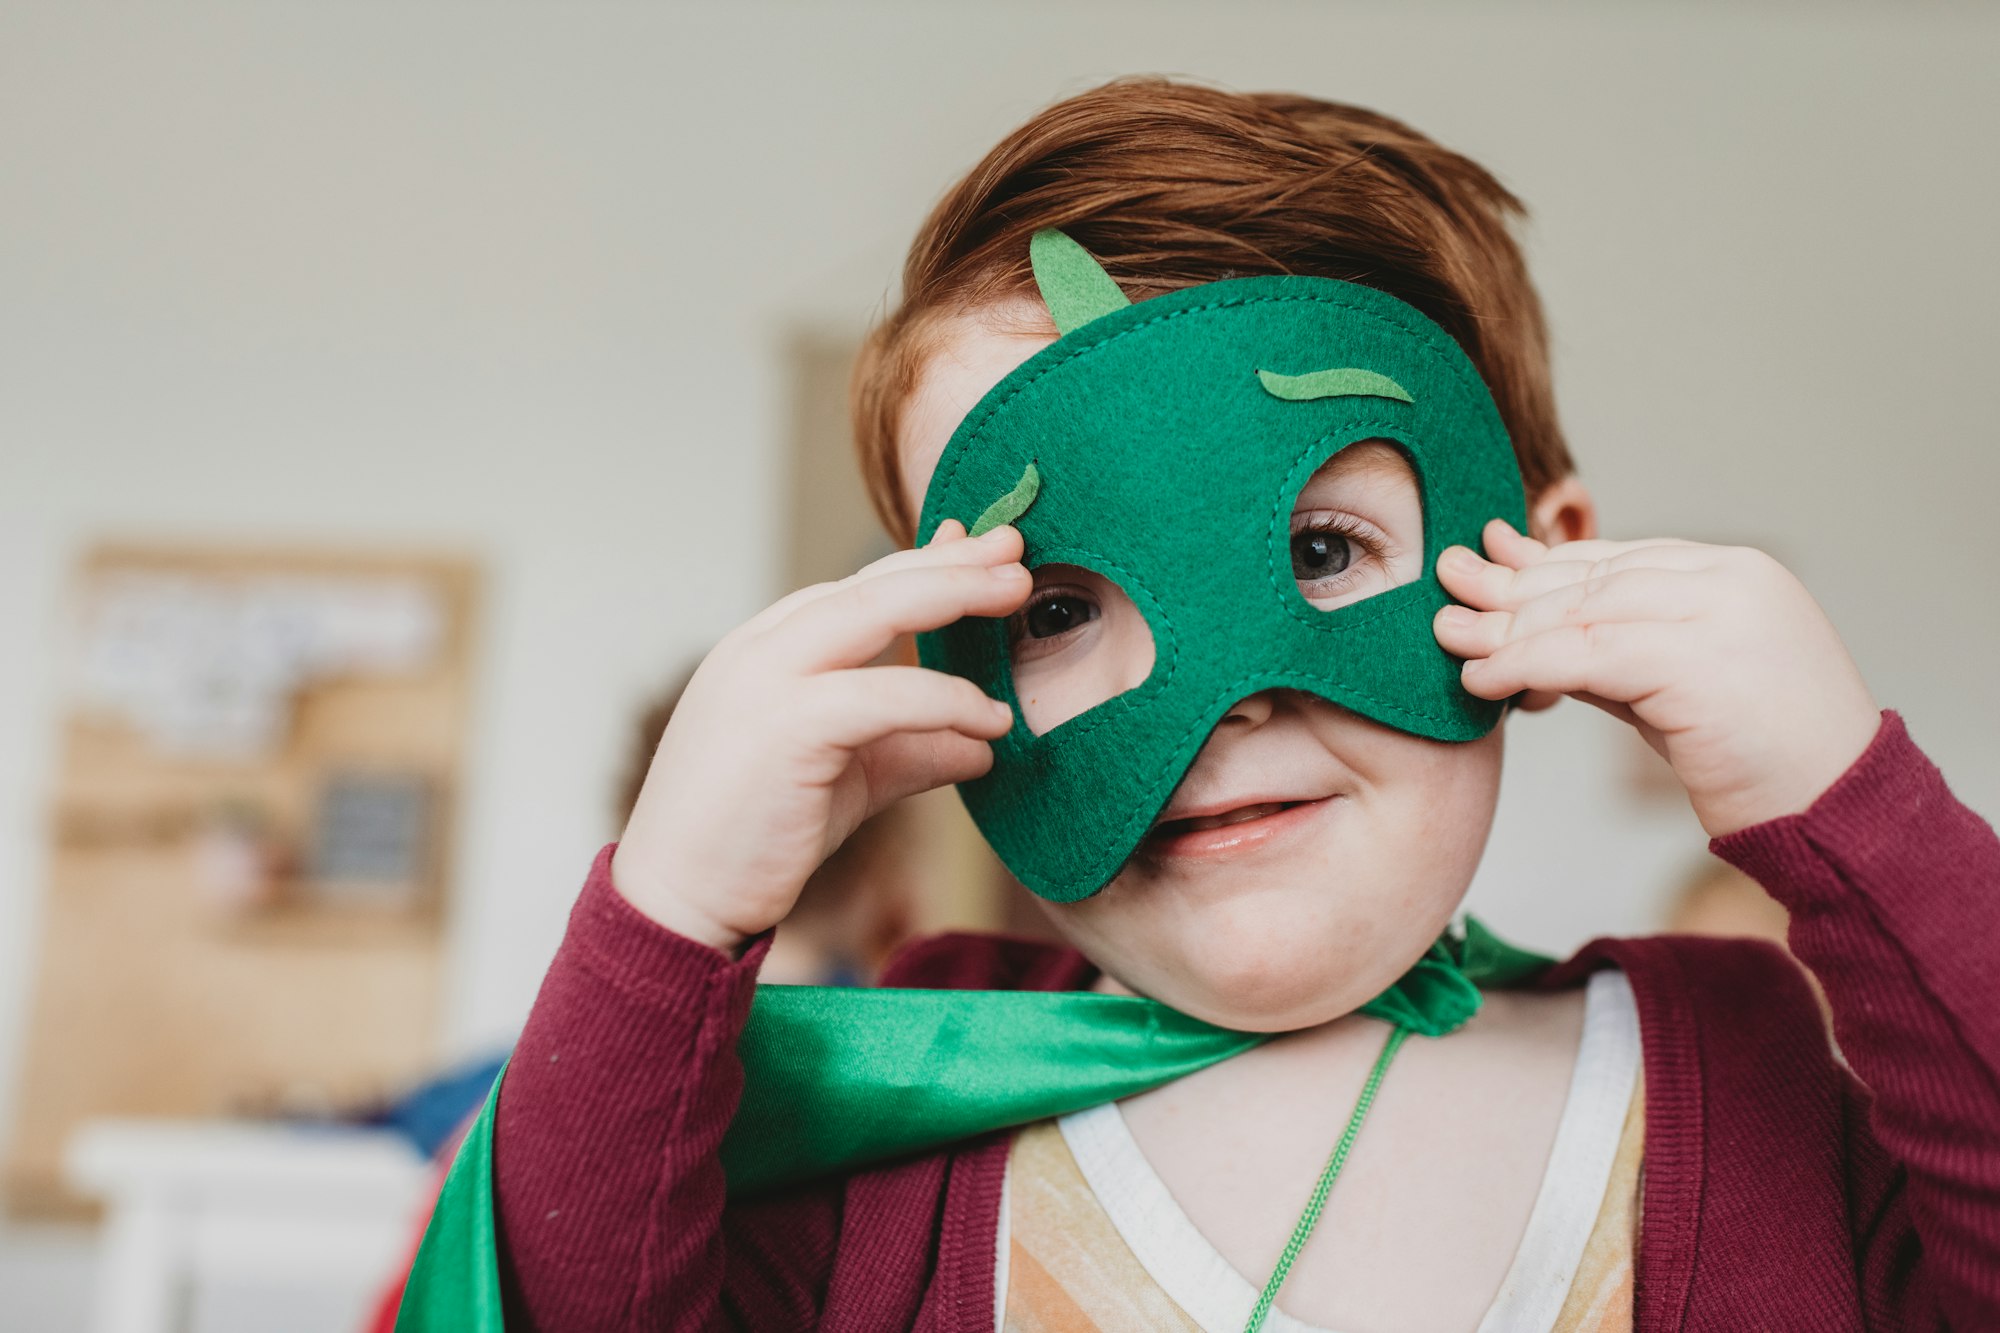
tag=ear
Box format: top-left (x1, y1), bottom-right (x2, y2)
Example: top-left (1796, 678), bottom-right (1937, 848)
top-left (1528, 474), bottom-right (1596, 546)
top-left (1030, 229), bottom-right (1132, 336)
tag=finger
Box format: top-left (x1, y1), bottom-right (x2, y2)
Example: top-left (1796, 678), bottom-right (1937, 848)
top-left (833, 524), bottom-right (1024, 592)
top-left (743, 525), bottom-right (1023, 633)
top-left (1571, 690), bottom-right (1645, 732)
top-left (856, 728), bottom-right (997, 806)
top-left (1433, 567), bottom-right (1704, 658)
top-left (1437, 540), bottom-right (1720, 613)
top-left (774, 563), bottom-right (1032, 672)
top-left (1477, 518), bottom-right (1549, 570)
top-left (1458, 621), bottom-right (1687, 705)
top-left (809, 666), bottom-right (1015, 750)
top-left (1477, 518), bottom-right (1714, 572)
top-left (1509, 688), bottom-right (1566, 714)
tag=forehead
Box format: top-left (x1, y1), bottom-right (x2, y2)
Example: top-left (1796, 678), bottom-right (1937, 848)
top-left (895, 298), bottom-right (1056, 526)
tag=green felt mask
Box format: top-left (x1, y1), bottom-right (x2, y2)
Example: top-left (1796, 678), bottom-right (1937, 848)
top-left (915, 231), bottom-right (1526, 903)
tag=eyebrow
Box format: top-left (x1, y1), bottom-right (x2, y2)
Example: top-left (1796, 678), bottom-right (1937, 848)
top-left (1256, 368), bottom-right (1413, 404)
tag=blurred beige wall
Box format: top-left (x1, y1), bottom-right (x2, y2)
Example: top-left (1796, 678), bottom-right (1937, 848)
top-left (2, 1), bottom-right (1995, 1158)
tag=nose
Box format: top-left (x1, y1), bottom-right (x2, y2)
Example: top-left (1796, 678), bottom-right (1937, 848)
top-left (1218, 689), bottom-right (1278, 729)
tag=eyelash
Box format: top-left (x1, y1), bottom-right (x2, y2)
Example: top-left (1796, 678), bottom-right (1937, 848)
top-left (1290, 509), bottom-right (1392, 586)
top-left (1006, 583), bottom-right (1095, 651)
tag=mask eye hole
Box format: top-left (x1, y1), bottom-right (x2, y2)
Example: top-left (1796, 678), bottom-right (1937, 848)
top-left (1285, 440), bottom-right (1425, 613)
top-left (1005, 562), bottom-right (1156, 736)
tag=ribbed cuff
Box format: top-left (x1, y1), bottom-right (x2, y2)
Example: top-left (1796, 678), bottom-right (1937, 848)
top-left (1712, 704), bottom-right (1896, 880)
top-left (1710, 710), bottom-right (1920, 904)
top-left (564, 841), bottom-right (774, 1010)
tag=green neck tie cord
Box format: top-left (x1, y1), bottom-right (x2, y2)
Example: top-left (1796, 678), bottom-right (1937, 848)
top-left (394, 921), bottom-right (1549, 1330)
top-left (1249, 1022), bottom-right (1410, 1333)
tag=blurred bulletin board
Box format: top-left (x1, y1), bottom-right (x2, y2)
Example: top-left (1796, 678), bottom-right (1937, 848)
top-left (4, 544), bottom-right (479, 1219)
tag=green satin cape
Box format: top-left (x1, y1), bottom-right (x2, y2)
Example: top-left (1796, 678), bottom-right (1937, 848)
top-left (395, 920), bottom-right (1548, 1330)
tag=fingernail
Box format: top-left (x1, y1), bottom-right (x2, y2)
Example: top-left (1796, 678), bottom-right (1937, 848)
top-left (1442, 547), bottom-right (1482, 574)
top-left (976, 523), bottom-right (1014, 541)
top-left (989, 563), bottom-right (1028, 581)
top-left (1436, 605), bottom-right (1476, 628)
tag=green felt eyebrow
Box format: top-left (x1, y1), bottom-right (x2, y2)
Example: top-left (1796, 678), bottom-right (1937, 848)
top-left (1256, 367), bottom-right (1414, 404)
top-left (968, 461), bottom-right (1041, 537)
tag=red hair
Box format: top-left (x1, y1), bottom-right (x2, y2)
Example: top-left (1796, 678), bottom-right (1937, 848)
top-left (850, 77), bottom-right (1571, 545)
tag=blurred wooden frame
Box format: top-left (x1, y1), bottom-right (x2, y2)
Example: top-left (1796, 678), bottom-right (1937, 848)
top-left (4, 542), bottom-right (478, 1220)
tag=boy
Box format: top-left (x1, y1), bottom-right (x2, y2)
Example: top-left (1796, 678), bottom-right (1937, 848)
top-left (452, 79), bottom-right (2000, 1330)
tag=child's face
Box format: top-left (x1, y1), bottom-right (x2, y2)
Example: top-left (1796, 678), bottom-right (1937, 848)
top-left (896, 299), bottom-right (1506, 1032)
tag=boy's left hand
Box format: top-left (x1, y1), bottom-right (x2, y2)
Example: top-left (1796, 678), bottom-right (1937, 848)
top-left (1432, 519), bottom-right (1881, 838)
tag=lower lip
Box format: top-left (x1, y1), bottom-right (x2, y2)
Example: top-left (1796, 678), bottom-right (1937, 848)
top-left (1143, 797), bottom-right (1337, 860)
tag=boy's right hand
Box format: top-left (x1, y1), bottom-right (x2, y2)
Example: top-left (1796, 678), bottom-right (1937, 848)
top-left (610, 521), bottom-right (1029, 954)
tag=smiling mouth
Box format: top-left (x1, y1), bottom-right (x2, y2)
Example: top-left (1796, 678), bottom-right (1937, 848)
top-left (1150, 800), bottom-right (1314, 838)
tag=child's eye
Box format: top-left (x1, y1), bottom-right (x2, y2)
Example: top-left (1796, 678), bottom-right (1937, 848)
top-left (1007, 586), bottom-right (1100, 660)
top-left (1288, 511), bottom-right (1390, 599)
top-left (1021, 591), bottom-right (1098, 640)
top-left (1291, 529), bottom-right (1355, 581)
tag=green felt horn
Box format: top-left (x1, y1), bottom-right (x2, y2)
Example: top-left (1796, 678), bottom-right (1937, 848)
top-left (1029, 228), bottom-right (1131, 336)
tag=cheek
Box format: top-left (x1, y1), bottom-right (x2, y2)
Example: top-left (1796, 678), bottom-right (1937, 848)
top-left (1326, 729), bottom-right (1504, 924)
top-left (1391, 727), bottom-right (1505, 856)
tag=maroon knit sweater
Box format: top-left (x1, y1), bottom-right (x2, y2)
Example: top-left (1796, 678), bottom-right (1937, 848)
top-left (490, 712), bottom-right (2000, 1331)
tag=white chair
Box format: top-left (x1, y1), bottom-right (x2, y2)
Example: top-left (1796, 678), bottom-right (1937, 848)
top-left (65, 1118), bottom-right (430, 1333)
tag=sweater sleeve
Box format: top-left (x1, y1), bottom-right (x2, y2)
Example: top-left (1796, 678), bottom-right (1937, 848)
top-left (1711, 710), bottom-right (2000, 1326)
top-left (489, 843), bottom-right (836, 1332)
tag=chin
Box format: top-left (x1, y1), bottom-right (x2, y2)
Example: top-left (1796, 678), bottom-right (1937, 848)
top-left (1160, 962), bottom-right (1376, 1033)
top-left (1084, 889), bottom-right (1429, 1033)
top-left (1167, 940), bottom-right (1404, 1032)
